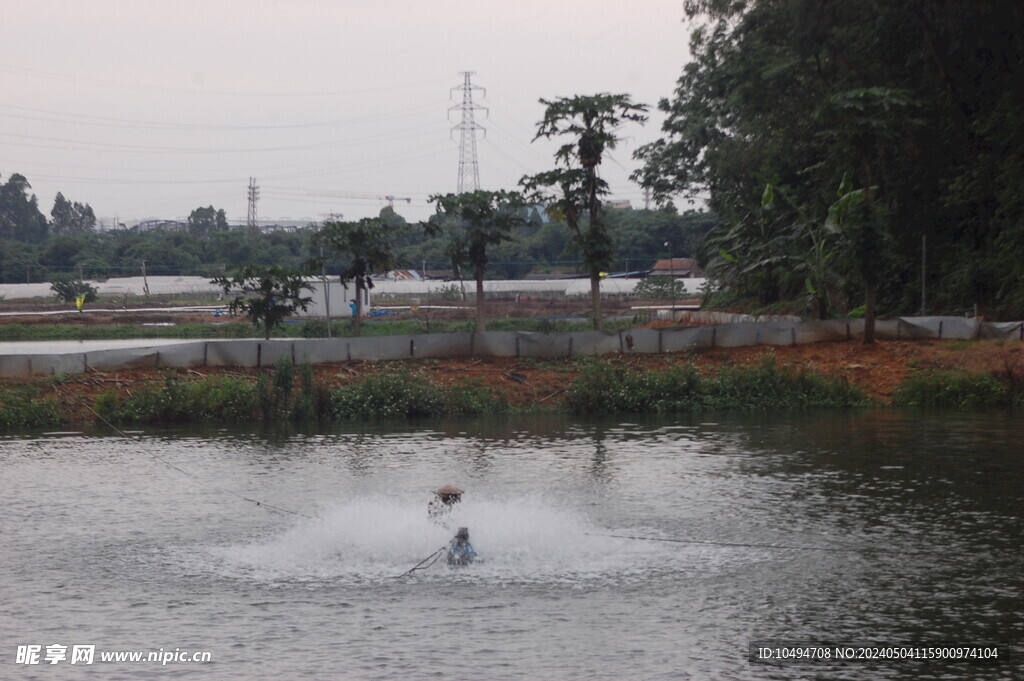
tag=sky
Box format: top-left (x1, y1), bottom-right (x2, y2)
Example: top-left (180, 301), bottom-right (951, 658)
top-left (2, 0), bottom-right (692, 227)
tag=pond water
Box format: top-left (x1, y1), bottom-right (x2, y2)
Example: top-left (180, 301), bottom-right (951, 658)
top-left (1, 411), bottom-right (1020, 680)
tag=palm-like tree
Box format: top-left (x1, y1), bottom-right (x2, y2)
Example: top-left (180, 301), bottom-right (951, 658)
top-left (522, 94), bottom-right (647, 331)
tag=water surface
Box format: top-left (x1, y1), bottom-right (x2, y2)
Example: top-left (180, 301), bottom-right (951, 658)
top-left (1, 411), bottom-right (1020, 679)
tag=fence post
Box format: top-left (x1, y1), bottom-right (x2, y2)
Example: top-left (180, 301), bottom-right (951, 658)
top-left (791, 327), bottom-right (796, 346)
top-left (938, 320), bottom-right (943, 339)
top-left (711, 327), bottom-right (717, 347)
top-left (567, 336), bottom-right (574, 358)
top-left (410, 339), bottom-right (415, 357)
top-left (203, 342), bottom-right (208, 367)
top-left (257, 343), bottom-right (262, 368)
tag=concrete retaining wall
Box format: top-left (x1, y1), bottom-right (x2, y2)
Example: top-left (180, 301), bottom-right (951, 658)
top-left (1, 316), bottom-right (1021, 378)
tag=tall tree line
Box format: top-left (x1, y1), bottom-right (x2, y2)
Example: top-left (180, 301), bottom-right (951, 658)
top-left (636, 0), bottom-right (1024, 319)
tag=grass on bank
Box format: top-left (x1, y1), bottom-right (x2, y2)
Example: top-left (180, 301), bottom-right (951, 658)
top-left (0, 385), bottom-right (62, 429)
top-left (892, 369), bottom-right (1024, 409)
top-left (564, 357), bottom-right (869, 413)
top-left (89, 358), bottom-right (508, 425)
top-left (5, 355), bottom-right (1023, 431)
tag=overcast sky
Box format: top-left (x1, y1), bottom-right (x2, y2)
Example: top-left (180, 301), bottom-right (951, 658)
top-left (2, 0), bottom-right (692, 226)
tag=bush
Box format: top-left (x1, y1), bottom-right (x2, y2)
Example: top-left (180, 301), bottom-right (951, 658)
top-left (565, 357), bottom-right (866, 414)
top-left (50, 275), bottom-right (98, 305)
top-left (893, 370), bottom-right (1019, 409)
top-left (328, 368), bottom-right (445, 420)
top-left (444, 379), bottom-right (508, 415)
top-left (633, 276), bottom-right (691, 299)
top-left (93, 374), bottom-right (257, 423)
top-left (0, 386), bottom-right (62, 430)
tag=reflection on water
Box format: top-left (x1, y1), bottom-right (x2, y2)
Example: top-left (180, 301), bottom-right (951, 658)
top-left (1, 410), bottom-right (1021, 680)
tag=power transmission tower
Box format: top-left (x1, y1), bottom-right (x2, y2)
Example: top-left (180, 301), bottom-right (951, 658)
top-left (247, 177), bottom-right (260, 235)
top-left (449, 71), bottom-right (487, 194)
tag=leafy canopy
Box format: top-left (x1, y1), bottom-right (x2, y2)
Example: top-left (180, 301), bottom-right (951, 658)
top-left (212, 264), bottom-right (313, 340)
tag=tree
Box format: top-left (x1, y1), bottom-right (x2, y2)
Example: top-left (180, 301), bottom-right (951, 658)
top-left (0, 174), bottom-right (48, 243)
top-left (313, 218), bottom-right (398, 337)
top-left (818, 88), bottom-right (916, 342)
top-left (428, 190), bottom-right (529, 331)
top-left (636, 1), bottom-right (1024, 319)
top-left (188, 206), bottom-right (229, 238)
top-left (521, 94), bottom-right (647, 330)
top-left (211, 264), bottom-right (313, 340)
top-left (50, 192), bottom-right (96, 235)
top-left (49, 273), bottom-right (98, 306)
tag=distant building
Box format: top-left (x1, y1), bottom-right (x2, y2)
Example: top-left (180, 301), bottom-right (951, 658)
top-left (650, 258), bottom-right (703, 278)
top-left (607, 199), bottom-right (632, 210)
top-left (132, 219), bottom-right (188, 232)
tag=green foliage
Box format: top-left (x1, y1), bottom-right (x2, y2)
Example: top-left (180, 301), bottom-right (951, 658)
top-left (291, 360), bottom-right (320, 421)
top-left (49, 274), bottom-right (98, 305)
top-left (0, 385), bottom-right (62, 430)
top-left (565, 357), bottom-right (866, 414)
top-left (93, 374), bottom-right (257, 423)
top-left (635, 1), bottom-right (1024, 319)
top-left (427, 190), bottom-right (529, 332)
top-left (328, 368), bottom-right (445, 420)
top-left (0, 173), bottom-right (48, 243)
top-left (50, 192), bottom-right (96, 235)
top-left (444, 379), bottom-right (508, 416)
top-left (314, 217), bottom-right (399, 337)
top-left (433, 283), bottom-right (464, 302)
top-left (211, 263), bottom-right (313, 340)
top-left (522, 93), bottom-right (648, 330)
top-left (892, 370), bottom-right (1020, 409)
top-left (634, 276), bottom-right (691, 299)
top-left (187, 206), bottom-right (228, 238)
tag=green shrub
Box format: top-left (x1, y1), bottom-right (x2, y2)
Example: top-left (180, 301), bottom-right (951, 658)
top-left (328, 368), bottom-right (445, 420)
top-left (565, 357), bottom-right (865, 414)
top-left (893, 370), bottom-right (1017, 409)
top-left (299, 319), bottom-right (330, 338)
top-left (291, 360), bottom-right (319, 421)
top-left (92, 374), bottom-right (257, 423)
top-left (183, 377), bottom-right (257, 421)
top-left (444, 379), bottom-right (508, 415)
top-left (0, 386), bottom-right (62, 430)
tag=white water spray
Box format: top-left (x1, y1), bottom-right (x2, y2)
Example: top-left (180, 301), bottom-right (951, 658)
top-left (210, 495), bottom-right (677, 583)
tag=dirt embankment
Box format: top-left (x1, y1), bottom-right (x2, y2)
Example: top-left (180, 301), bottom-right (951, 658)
top-left (18, 338), bottom-right (1022, 424)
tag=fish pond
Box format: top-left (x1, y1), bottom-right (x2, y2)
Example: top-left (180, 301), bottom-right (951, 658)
top-left (1, 410), bottom-right (1021, 680)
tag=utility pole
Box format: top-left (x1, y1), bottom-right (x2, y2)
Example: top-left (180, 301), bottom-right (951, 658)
top-left (141, 259), bottom-right (150, 298)
top-left (449, 71), bottom-right (487, 194)
top-left (320, 244), bottom-right (332, 339)
top-left (247, 177), bottom-right (260, 236)
top-left (665, 242), bottom-right (675, 318)
top-left (921, 234), bottom-right (927, 316)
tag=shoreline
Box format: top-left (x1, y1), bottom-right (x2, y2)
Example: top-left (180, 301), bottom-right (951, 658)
top-left (2, 338), bottom-right (1021, 431)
